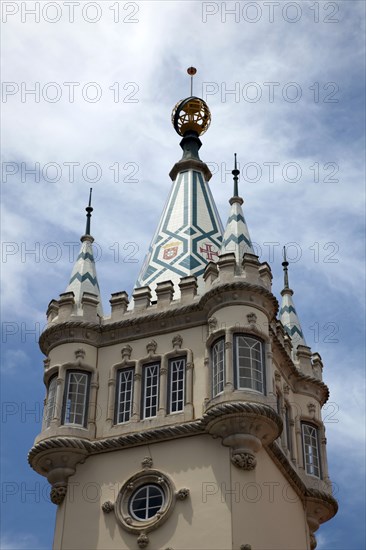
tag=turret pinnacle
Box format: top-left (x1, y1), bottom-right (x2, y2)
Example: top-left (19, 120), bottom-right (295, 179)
top-left (65, 189), bottom-right (103, 316)
top-left (135, 69), bottom-right (223, 299)
top-left (220, 154), bottom-right (254, 264)
top-left (279, 247), bottom-right (306, 347)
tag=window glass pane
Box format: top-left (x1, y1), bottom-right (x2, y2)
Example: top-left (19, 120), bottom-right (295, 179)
top-left (45, 376), bottom-right (57, 428)
top-left (212, 339), bottom-right (225, 396)
top-left (116, 368), bottom-right (134, 423)
top-left (302, 424), bottom-right (321, 477)
top-left (235, 335), bottom-right (264, 393)
top-left (143, 364), bottom-right (159, 419)
top-left (130, 484), bottom-right (164, 520)
top-left (63, 372), bottom-right (89, 427)
top-left (169, 358), bottom-right (185, 413)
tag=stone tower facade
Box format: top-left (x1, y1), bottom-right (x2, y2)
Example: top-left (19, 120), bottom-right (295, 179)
top-left (29, 90), bottom-right (337, 550)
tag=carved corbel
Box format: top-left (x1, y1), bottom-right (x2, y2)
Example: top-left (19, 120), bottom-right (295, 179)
top-left (31, 448), bottom-right (88, 505)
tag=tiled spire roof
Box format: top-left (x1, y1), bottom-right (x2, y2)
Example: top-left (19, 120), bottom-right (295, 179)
top-left (220, 154), bottom-right (254, 264)
top-left (136, 97), bottom-right (223, 299)
top-left (65, 189), bottom-right (103, 316)
top-left (279, 247), bottom-right (306, 347)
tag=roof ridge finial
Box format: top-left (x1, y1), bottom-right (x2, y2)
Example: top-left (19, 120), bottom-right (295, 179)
top-left (232, 153), bottom-right (240, 198)
top-left (85, 188), bottom-right (93, 236)
top-left (282, 246), bottom-right (289, 289)
top-left (187, 66), bottom-right (197, 96)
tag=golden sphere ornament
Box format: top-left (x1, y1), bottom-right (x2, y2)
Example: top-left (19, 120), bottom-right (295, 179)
top-left (172, 96), bottom-right (211, 137)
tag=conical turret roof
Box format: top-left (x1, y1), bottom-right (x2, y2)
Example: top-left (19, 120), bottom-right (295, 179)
top-left (220, 154), bottom-right (254, 263)
top-left (135, 95), bottom-right (223, 299)
top-left (65, 189), bottom-right (103, 316)
top-left (279, 247), bottom-right (306, 347)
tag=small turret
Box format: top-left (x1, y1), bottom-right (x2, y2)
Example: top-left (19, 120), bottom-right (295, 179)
top-left (64, 188), bottom-right (103, 317)
top-left (220, 154), bottom-right (255, 266)
top-left (279, 246), bottom-right (306, 347)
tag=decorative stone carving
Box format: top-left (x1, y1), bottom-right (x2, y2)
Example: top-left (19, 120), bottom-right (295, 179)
top-left (240, 545), bottom-right (252, 550)
top-left (74, 348), bottom-right (85, 360)
top-left (50, 483), bottom-right (67, 505)
top-left (205, 402), bottom-right (281, 471)
top-left (134, 373), bottom-right (142, 381)
top-left (310, 533), bottom-right (317, 549)
top-left (208, 316), bottom-right (218, 331)
top-left (225, 341), bottom-right (232, 350)
top-left (121, 345), bottom-right (132, 361)
top-left (43, 358), bottom-right (50, 368)
top-left (246, 312), bottom-right (257, 325)
top-left (274, 371), bottom-right (281, 382)
top-left (231, 451), bottom-right (257, 471)
top-left (172, 334), bottom-right (183, 350)
top-left (160, 367), bottom-right (168, 376)
top-left (283, 384), bottom-right (290, 394)
top-left (30, 447), bottom-right (89, 506)
top-left (141, 457), bottom-right (153, 469)
top-left (146, 340), bottom-right (158, 356)
top-left (176, 488), bottom-right (190, 500)
top-left (308, 402), bottom-right (316, 414)
top-left (102, 501), bottom-right (114, 513)
top-left (137, 533), bottom-right (149, 548)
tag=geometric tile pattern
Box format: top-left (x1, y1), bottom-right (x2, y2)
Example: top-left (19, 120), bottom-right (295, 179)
top-left (220, 198), bottom-right (254, 263)
top-left (136, 168), bottom-right (223, 299)
top-left (280, 289), bottom-right (306, 347)
top-left (65, 235), bottom-right (103, 316)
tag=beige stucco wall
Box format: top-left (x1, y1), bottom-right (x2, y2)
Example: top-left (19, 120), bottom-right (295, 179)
top-left (53, 434), bottom-right (310, 550)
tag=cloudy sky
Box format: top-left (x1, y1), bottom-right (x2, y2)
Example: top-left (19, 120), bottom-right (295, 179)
top-left (1, 1), bottom-right (365, 548)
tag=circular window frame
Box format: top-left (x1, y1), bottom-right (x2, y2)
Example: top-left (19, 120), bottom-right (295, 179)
top-left (115, 470), bottom-right (175, 533)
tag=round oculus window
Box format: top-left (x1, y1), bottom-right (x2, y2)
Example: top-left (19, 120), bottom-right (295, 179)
top-left (114, 470), bottom-right (175, 533)
top-left (129, 484), bottom-right (164, 521)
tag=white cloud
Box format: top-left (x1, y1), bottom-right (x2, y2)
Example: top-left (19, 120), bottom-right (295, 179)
top-left (0, 533), bottom-right (45, 550)
top-left (1, 349), bottom-right (30, 374)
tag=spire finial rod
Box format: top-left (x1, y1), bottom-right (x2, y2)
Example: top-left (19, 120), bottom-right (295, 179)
top-left (85, 188), bottom-right (93, 235)
top-left (282, 246), bottom-right (289, 289)
top-left (187, 67), bottom-right (197, 96)
top-left (232, 153), bottom-right (240, 197)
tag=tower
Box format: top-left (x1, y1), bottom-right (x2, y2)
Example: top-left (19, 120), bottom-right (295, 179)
top-left (29, 70), bottom-right (337, 550)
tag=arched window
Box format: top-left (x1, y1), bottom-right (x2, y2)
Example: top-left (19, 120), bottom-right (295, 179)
top-left (62, 370), bottom-right (90, 428)
top-left (302, 423), bottom-right (321, 477)
top-left (234, 335), bottom-right (265, 393)
top-left (44, 375), bottom-right (57, 428)
top-left (212, 338), bottom-right (225, 397)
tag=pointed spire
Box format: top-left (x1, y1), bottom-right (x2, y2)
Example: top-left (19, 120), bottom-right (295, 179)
top-left (64, 190), bottom-right (103, 316)
top-left (85, 187), bottom-right (93, 236)
top-left (136, 71), bottom-right (223, 299)
top-left (232, 153), bottom-right (239, 198)
top-left (220, 154), bottom-right (254, 263)
top-left (280, 247), bottom-right (306, 347)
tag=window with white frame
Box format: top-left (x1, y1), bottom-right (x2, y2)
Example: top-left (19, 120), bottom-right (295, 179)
top-left (62, 371), bottom-right (90, 427)
top-left (168, 357), bottom-right (185, 413)
top-left (302, 423), bottom-right (321, 477)
top-left (129, 484), bottom-right (164, 520)
top-left (115, 368), bottom-right (134, 424)
top-left (212, 338), bottom-right (225, 397)
top-left (234, 335), bottom-right (265, 393)
top-left (142, 363), bottom-right (159, 419)
top-left (44, 375), bottom-right (57, 428)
